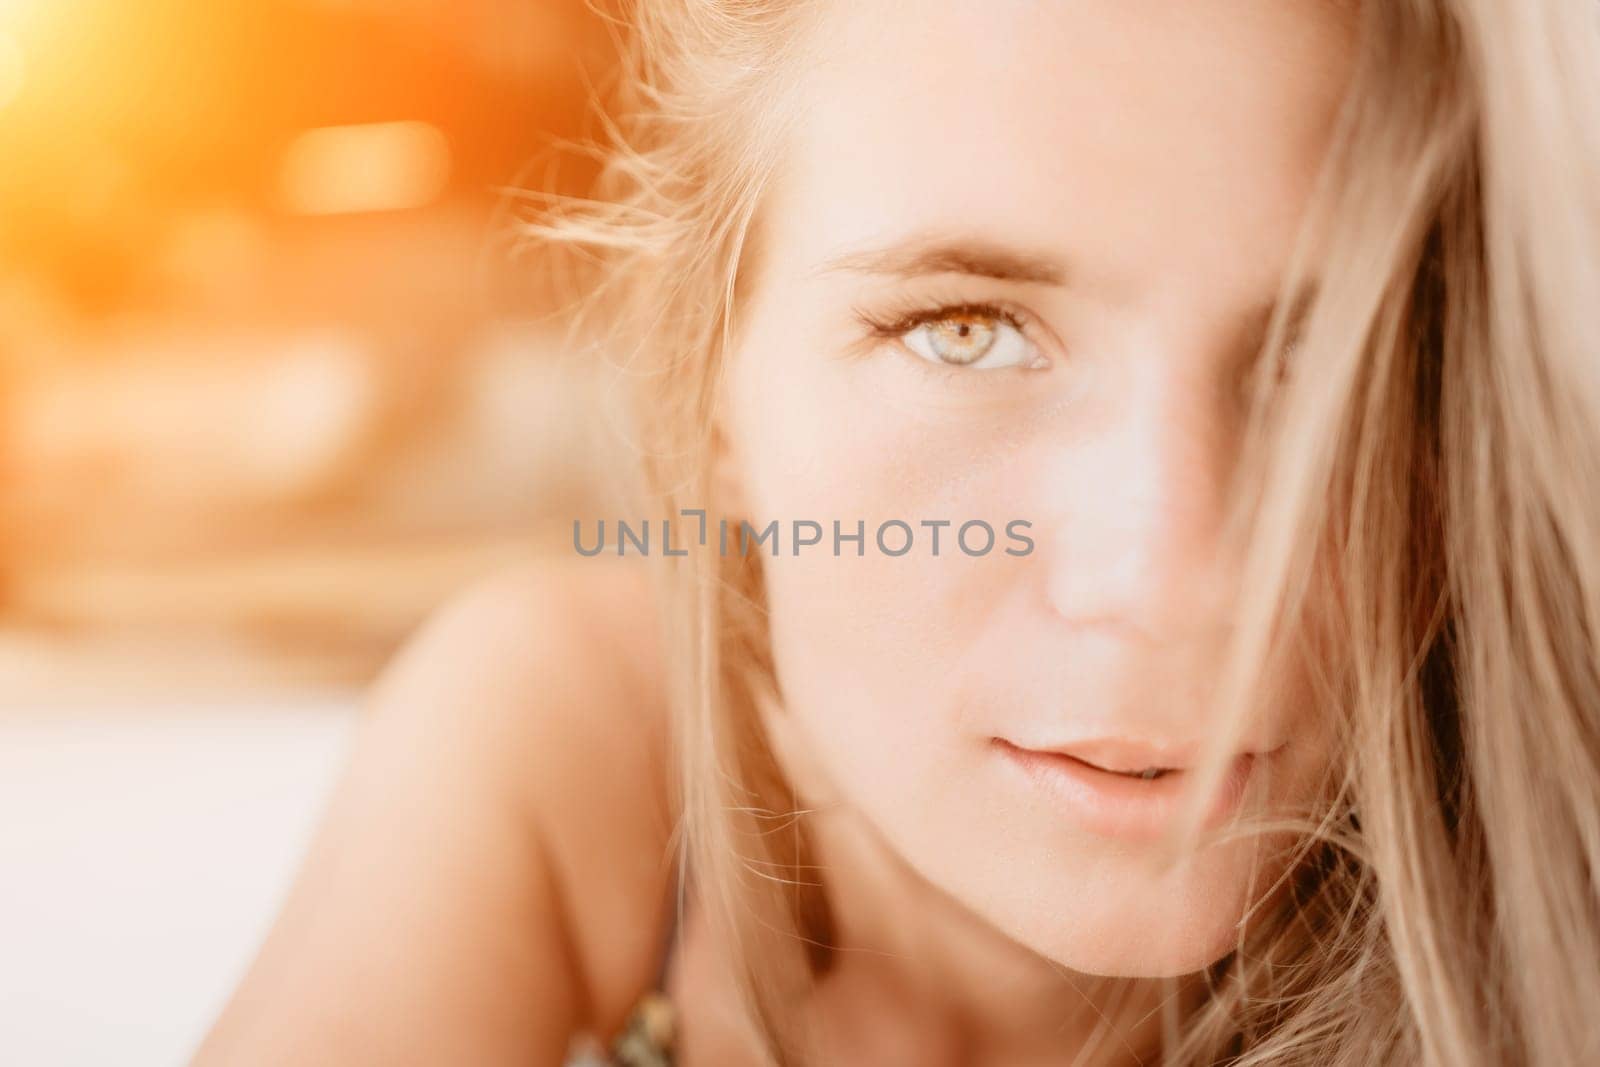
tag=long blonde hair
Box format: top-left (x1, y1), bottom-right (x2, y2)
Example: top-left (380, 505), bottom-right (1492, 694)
top-left (524, 1), bottom-right (1600, 1063)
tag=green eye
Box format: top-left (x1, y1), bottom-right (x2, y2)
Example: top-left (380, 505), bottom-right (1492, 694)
top-left (901, 309), bottom-right (1041, 370)
top-left (923, 313), bottom-right (998, 364)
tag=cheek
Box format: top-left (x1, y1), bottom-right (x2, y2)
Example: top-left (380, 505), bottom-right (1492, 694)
top-left (759, 552), bottom-right (990, 811)
top-left (722, 330), bottom-right (1006, 800)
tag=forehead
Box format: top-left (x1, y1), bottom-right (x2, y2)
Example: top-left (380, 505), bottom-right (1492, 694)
top-left (766, 0), bottom-right (1357, 304)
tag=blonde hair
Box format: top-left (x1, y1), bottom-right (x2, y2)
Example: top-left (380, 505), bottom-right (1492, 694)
top-left (524, 1), bottom-right (1600, 1063)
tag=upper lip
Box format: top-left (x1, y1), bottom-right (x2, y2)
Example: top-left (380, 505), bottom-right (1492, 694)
top-left (1008, 737), bottom-right (1273, 775)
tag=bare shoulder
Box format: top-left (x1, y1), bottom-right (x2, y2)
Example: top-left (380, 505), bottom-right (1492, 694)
top-left (371, 555), bottom-right (672, 826)
top-left (365, 555), bottom-right (679, 1019)
top-left (384, 556), bottom-right (677, 983)
top-left (193, 557), bottom-right (675, 1065)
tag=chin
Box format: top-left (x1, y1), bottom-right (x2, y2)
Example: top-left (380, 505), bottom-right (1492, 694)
top-left (1038, 909), bottom-right (1245, 979)
top-left (925, 823), bottom-right (1277, 979)
top-left (1014, 836), bottom-right (1282, 977)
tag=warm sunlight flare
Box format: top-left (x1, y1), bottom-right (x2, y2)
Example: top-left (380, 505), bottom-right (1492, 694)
top-left (278, 120), bottom-right (453, 216)
top-left (0, 31), bottom-right (22, 110)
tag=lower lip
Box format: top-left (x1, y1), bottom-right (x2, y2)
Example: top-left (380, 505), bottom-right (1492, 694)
top-left (992, 738), bottom-right (1257, 840)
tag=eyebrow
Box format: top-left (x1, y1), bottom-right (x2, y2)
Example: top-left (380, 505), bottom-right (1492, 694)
top-left (820, 233), bottom-right (1321, 342)
top-left (819, 236), bottom-right (1069, 286)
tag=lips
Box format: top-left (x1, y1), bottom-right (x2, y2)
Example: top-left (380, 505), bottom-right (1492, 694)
top-left (1049, 751), bottom-right (1177, 780)
top-left (992, 737), bottom-right (1264, 839)
top-left (1028, 738), bottom-right (1211, 777)
top-left (1101, 762), bottom-right (1173, 780)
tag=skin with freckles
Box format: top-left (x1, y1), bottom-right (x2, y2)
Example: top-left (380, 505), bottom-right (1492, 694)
top-left (716, 0), bottom-right (1356, 983)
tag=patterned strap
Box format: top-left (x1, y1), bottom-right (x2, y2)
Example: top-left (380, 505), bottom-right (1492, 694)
top-left (565, 846), bottom-right (686, 1066)
top-left (562, 990), bottom-right (676, 1067)
top-left (609, 991), bottom-right (677, 1067)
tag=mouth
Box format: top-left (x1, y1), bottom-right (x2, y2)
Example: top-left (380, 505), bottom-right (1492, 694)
top-left (1075, 759), bottom-right (1177, 781)
top-left (991, 737), bottom-right (1266, 839)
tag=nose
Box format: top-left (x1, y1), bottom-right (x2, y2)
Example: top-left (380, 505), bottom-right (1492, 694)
top-left (1040, 353), bottom-right (1237, 645)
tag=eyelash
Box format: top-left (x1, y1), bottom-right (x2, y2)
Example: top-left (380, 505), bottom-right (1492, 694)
top-left (853, 298), bottom-right (1029, 339)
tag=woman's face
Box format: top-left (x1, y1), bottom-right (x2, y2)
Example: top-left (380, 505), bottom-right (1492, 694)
top-left (720, 0), bottom-right (1356, 976)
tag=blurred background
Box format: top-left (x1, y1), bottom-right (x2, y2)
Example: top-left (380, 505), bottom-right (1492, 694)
top-left (0, 2), bottom-right (631, 1061)
top-left (0, 0), bottom-right (635, 698)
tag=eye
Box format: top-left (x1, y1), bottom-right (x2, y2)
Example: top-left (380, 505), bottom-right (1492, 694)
top-left (897, 306), bottom-right (1044, 370)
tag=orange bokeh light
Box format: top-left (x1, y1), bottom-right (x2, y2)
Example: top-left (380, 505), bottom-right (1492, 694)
top-left (0, 31), bottom-right (23, 110)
